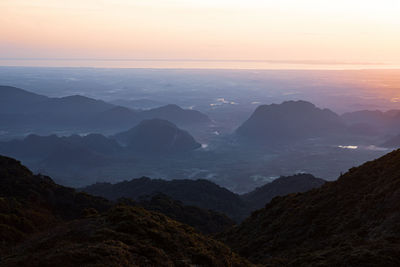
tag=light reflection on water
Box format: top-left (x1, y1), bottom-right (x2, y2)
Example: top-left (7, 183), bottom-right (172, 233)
top-left (338, 145), bottom-right (358, 149)
top-left (338, 145), bottom-right (389, 151)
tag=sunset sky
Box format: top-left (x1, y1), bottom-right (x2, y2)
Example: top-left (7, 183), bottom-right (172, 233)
top-left (1, 0), bottom-right (399, 68)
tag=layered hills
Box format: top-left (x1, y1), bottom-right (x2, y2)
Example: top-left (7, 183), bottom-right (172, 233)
top-left (235, 101), bottom-right (400, 146)
top-left (82, 174), bottom-right (325, 222)
top-left (341, 109), bottom-right (400, 137)
top-left (0, 85), bottom-right (210, 134)
top-left (0, 118), bottom-right (203, 186)
top-left (82, 177), bottom-right (249, 222)
top-left (0, 120), bottom-right (201, 184)
top-left (6, 146), bottom-right (400, 265)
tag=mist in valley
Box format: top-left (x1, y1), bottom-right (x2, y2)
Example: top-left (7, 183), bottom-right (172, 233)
top-left (1, 67), bottom-right (399, 193)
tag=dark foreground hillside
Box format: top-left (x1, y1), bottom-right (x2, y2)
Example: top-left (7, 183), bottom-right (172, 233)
top-left (0, 155), bottom-right (250, 266)
top-left (0, 156), bottom-right (111, 254)
top-left (3, 205), bottom-right (249, 267)
top-left (221, 149), bottom-right (400, 266)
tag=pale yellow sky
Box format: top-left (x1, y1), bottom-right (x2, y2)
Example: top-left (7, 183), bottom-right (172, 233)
top-left (1, 0), bottom-right (399, 66)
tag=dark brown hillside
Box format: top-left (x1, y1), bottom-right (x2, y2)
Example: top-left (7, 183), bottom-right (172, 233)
top-left (0, 155), bottom-right (251, 266)
top-left (0, 156), bottom-right (112, 254)
top-left (2, 205), bottom-right (250, 267)
top-left (221, 149), bottom-right (400, 266)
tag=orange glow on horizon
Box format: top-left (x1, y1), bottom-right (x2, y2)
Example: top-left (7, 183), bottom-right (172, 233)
top-left (1, 0), bottom-right (400, 68)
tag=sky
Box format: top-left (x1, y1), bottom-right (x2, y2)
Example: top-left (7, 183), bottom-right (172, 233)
top-left (1, 0), bottom-right (400, 68)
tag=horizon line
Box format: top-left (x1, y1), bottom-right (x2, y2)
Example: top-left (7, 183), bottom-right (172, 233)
top-left (0, 57), bottom-right (391, 66)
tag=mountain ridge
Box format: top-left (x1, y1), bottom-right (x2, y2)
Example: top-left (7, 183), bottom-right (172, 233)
top-left (221, 149), bottom-right (400, 265)
top-left (82, 174), bottom-right (326, 222)
top-left (242, 173), bottom-right (326, 210)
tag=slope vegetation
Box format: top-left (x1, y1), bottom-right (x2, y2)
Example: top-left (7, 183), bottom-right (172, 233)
top-left (222, 149), bottom-right (400, 266)
top-left (0, 155), bottom-right (250, 266)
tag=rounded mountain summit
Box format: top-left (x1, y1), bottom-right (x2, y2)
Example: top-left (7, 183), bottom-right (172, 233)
top-left (236, 100), bottom-right (345, 144)
top-left (114, 119), bottom-right (201, 154)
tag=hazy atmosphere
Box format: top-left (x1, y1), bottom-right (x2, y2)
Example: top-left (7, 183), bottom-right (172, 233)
top-left (1, 1), bottom-right (400, 266)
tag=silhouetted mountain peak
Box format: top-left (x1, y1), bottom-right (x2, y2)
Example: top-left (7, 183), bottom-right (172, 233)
top-left (114, 119), bottom-right (201, 153)
top-left (60, 94), bottom-right (93, 101)
top-left (252, 100), bottom-right (336, 118)
top-left (160, 103), bottom-right (183, 111)
top-left (236, 100), bottom-right (344, 144)
top-left (278, 100), bottom-right (316, 108)
top-left (46, 94), bottom-right (111, 109)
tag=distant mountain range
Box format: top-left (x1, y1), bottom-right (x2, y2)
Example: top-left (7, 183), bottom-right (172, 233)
top-left (221, 148), bottom-right (400, 265)
top-left (0, 121), bottom-right (201, 157)
top-left (0, 128), bottom-right (326, 217)
top-left (0, 85), bottom-right (211, 134)
top-left (0, 120), bottom-right (201, 183)
top-left (3, 84), bottom-right (400, 143)
top-left (0, 155), bottom-right (249, 266)
top-left (235, 100), bottom-right (400, 146)
top-left (341, 109), bottom-right (400, 135)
